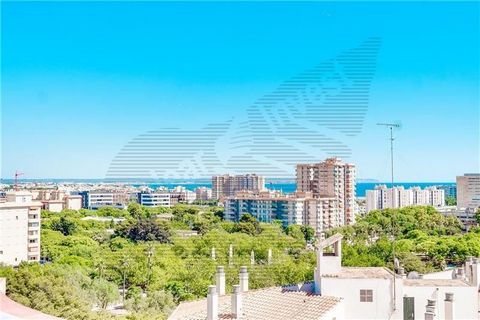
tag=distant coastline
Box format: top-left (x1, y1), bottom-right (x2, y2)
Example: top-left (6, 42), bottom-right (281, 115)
top-left (0, 178), bottom-right (455, 198)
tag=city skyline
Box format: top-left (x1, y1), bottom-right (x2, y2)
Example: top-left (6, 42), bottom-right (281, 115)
top-left (2, 2), bottom-right (479, 181)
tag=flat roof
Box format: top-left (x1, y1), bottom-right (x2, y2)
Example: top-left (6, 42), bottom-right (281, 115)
top-left (0, 201), bottom-right (43, 208)
top-left (322, 267), bottom-right (395, 279)
top-left (403, 279), bottom-right (471, 287)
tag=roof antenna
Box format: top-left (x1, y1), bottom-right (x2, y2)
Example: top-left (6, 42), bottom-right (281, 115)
top-left (377, 122), bottom-right (400, 312)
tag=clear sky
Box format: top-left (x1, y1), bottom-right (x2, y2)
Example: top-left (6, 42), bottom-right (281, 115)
top-left (1, 1), bottom-right (479, 181)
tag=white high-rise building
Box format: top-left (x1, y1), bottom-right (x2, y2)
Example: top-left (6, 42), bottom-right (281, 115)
top-left (296, 157), bottom-right (356, 225)
top-left (366, 185), bottom-right (445, 213)
top-left (457, 174), bottom-right (480, 209)
top-left (0, 191), bottom-right (42, 266)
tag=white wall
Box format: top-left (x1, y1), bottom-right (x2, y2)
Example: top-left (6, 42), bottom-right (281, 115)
top-left (402, 285), bottom-right (477, 320)
top-left (0, 207), bottom-right (29, 266)
top-left (321, 277), bottom-right (395, 319)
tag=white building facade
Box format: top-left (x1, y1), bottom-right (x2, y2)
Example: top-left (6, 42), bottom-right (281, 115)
top-left (0, 192), bottom-right (42, 266)
top-left (366, 185), bottom-right (445, 213)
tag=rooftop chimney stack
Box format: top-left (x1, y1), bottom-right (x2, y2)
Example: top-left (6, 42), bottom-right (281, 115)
top-left (239, 266), bottom-right (249, 292)
top-left (424, 299), bottom-right (436, 320)
top-left (444, 292), bottom-right (454, 320)
top-left (231, 284), bottom-right (242, 318)
top-left (216, 266), bottom-right (226, 296)
top-left (207, 285), bottom-right (218, 320)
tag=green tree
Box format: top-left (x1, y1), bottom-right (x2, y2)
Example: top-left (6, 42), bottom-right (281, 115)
top-left (115, 219), bottom-right (172, 243)
top-left (51, 216), bottom-right (77, 236)
top-left (91, 278), bottom-right (120, 309)
top-left (128, 202), bottom-right (148, 219)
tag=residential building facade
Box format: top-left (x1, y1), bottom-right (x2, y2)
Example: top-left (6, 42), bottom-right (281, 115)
top-left (195, 187), bottom-right (212, 201)
top-left (74, 190), bottom-right (129, 209)
top-left (0, 192), bottom-right (42, 266)
top-left (224, 193), bottom-right (337, 234)
top-left (457, 173), bottom-right (480, 209)
top-left (138, 192), bottom-right (171, 207)
top-left (366, 185), bottom-right (445, 213)
top-left (296, 157), bottom-right (356, 225)
top-left (212, 174), bottom-right (265, 199)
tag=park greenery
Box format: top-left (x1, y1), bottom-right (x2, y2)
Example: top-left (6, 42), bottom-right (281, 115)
top-left (0, 203), bottom-right (479, 319)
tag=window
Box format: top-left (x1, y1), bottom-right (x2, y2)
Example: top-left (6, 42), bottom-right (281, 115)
top-left (360, 289), bottom-right (373, 302)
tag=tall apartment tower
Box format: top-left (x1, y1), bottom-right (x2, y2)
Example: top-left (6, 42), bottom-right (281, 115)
top-left (212, 174), bottom-right (265, 199)
top-left (296, 157), bottom-right (356, 225)
top-left (457, 174), bottom-right (480, 209)
top-left (0, 191), bottom-right (42, 266)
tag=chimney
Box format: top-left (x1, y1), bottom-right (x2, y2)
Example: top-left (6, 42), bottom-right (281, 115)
top-left (250, 250), bottom-right (255, 266)
top-left (216, 266), bottom-right (225, 296)
top-left (231, 284), bottom-right (242, 318)
top-left (457, 267), bottom-right (465, 279)
top-left (207, 285), bottom-right (218, 320)
top-left (424, 299), bottom-right (436, 320)
top-left (398, 266), bottom-right (405, 277)
top-left (444, 292), bottom-right (454, 320)
top-left (239, 266), bottom-right (249, 292)
top-left (314, 241), bottom-right (323, 295)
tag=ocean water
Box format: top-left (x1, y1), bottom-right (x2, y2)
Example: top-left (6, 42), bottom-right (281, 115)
top-left (138, 182), bottom-right (455, 197)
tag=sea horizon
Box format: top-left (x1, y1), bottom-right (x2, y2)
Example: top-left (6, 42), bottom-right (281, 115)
top-left (1, 178), bottom-right (456, 198)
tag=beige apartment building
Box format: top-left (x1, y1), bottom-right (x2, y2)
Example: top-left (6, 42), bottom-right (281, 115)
top-left (0, 191), bottom-right (42, 266)
top-left (296, 157), bottom-right (356, 225)
top-left (212, 174), bottom-right (265, 199)
top-left (457, 173), bottom-right (480, 209)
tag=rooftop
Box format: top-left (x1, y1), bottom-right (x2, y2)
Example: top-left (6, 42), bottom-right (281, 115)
top-left (403, 279), bottom-right (471, 287)
top-left (0, 201), bottom-right (43, 208)
top-left (322, 267), bottom-right (395, 279)
top-left (169, 286), bottom-right (342, 320)
top-left (0, 294), bottom-right (63, 320)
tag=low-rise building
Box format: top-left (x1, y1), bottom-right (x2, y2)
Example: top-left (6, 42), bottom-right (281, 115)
top-left (0, 191), bottom-right (42, 266)
top-left (170, 234), bottom-right (480, 320)
top-left (138, 191), bottom-right (171, 207)
top-left (195, 187), bottom-right (212, 201)
top-left (74, 190), bottom-right (129, 209)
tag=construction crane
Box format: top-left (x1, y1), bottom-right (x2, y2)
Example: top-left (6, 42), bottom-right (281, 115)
top-left (14, 170), bottom-right (24, 191)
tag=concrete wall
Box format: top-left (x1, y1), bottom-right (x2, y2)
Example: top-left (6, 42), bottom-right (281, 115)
top-left (321, 277), bottom-right (395, 319)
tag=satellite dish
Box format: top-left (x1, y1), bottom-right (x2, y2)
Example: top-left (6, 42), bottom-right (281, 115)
top-left (407, 271), bottom-right (420, 279)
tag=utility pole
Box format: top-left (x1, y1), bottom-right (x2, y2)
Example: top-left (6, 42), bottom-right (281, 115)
top-left (377, 122), bottom-right (400, 312)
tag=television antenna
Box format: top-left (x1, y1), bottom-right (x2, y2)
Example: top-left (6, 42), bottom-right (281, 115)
top-left (377, 122), bottom-right (400, 312)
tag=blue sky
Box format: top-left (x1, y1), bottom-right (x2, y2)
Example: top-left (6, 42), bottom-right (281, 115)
top-left (1, 1), bottom-right (479, 181)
